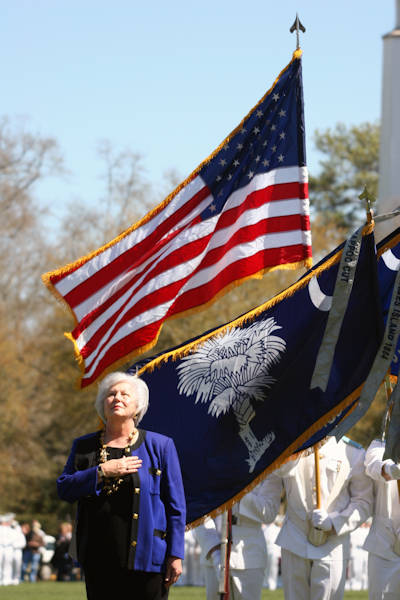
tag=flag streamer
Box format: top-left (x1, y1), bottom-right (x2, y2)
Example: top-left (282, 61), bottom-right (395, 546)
top-left (310, 225), bottom-right (364, 392)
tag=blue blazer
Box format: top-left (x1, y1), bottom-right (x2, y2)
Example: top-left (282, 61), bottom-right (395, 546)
top-left (57, 429), bottom-right (186, 573)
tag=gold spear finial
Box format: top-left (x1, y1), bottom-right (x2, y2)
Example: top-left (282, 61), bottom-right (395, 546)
top-left (359, 186), bottom-right (376, 224)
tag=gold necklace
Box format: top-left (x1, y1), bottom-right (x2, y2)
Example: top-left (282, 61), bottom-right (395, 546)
top-left (99, 429), bottom-right (137, 496)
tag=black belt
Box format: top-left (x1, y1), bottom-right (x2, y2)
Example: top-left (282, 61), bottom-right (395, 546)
top-left (154, 528), bottom-right (167, 539)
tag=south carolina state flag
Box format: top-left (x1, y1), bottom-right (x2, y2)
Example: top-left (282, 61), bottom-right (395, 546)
top-left (129, 226), bottom-right (382, 526)
top-left (42, 50), bottom-right (311, 388)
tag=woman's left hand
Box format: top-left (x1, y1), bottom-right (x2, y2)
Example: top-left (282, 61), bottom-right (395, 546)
top-left (164, 556), bottom-right (182, 588)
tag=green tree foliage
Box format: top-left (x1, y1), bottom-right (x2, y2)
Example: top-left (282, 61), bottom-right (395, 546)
top-left (309, 121), bottom-right (380, 228)
top-left (0, 119), bottom-right (66, 527)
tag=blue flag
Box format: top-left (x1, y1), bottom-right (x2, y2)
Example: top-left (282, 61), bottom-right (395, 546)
top-left (377, 228), bottom-right (400, 377)
top-left (129, 228), bottom-right (382, 525)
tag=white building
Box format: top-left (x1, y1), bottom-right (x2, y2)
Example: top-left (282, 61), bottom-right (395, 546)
top-left (376, 0), bottom-right (400, 240)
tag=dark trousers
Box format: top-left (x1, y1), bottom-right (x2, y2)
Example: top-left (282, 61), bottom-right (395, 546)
top-left (83, 564), bottom-right (169, 600)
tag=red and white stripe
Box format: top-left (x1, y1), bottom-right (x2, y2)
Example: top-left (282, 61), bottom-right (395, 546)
top-left (49, 165), bottom-right (311, 386)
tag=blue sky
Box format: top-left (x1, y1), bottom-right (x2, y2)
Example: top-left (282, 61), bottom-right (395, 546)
top-left (0, 1), bottom-right (395, 227)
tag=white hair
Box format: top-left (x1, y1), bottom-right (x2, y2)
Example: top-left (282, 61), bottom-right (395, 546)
top-left (95, 371), bottom-right (149, 425)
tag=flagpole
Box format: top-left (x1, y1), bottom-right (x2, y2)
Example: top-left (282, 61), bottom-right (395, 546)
top-left (359, 186), bottom-right (376, 224)
top-left (314, 447), bottom-right (322, 509)
top-left (218, 511), bottom-right (228, 598)
top-left (218, 509), bottom-right (232, 600)
top-left (382, 374), bottom-right (394, 442)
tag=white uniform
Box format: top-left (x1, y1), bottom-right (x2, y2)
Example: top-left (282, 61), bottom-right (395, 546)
top-left (180, 529), bottom-right (203, 586)
top-left (346, 522), bottom-right (369, 590)
top-left (11, 522), bottom-right (26, 585)
top-left (261, 436), bottom-right (373, 600)
top-left (0, 519), bottom-right (15, 586)
top-left (193, 483), bottom-right (277, 600)
top-left (364, 439), bottom-right (400, 599)
top-left (0, 518), bottom-right (5, 585)
top-left (262, 521), bottom-right (281, 589)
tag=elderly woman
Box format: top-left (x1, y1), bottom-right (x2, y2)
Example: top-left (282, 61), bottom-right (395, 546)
top-left (57, 371), bottom-right (186, 600)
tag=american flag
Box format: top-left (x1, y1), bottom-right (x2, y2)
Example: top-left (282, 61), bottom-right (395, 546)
top-left (42, 50), bottom-right (312, 388)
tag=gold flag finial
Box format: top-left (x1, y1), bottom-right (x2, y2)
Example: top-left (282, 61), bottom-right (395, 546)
top-left (359, 186), bottom-right (376, 223)
top-left (290, 14), bottom-right (306, 50)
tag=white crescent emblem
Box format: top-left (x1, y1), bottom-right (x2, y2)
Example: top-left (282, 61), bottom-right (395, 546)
top-left (382, 249), bottom-right (400, 271)
top-left (308, 276), bottom-right (332, 311)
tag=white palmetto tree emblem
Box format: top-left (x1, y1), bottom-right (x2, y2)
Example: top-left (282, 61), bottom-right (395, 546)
top-left (177, 317), bottom-right (286, 472)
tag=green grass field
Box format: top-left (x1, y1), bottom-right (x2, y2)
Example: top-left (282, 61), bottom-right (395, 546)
top-left (0, 583), bottom-right (369, 599)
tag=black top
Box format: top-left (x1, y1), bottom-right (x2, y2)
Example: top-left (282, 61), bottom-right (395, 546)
top-left (83, 430), bottom-right (145, 569)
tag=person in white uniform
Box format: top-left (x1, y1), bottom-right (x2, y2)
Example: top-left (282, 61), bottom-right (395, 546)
top-left (346, 520), bottom-right (370, 590)
top-left (260, 436), bottom-right (373, 600)
top-left (0, 516), bottom-right (5, 585)
top-left (262, 520), bottom-right (281, 590)
top-left (364, 438), bottom-right (400, 599)
top-left (10, 517), bottom-right (25, 585)
top-left (193, 482), bottom-right (279, 600)
top-left (0, 514), bottom-right (24, 586)
top-left (180, 529), bottom-right (203, 586)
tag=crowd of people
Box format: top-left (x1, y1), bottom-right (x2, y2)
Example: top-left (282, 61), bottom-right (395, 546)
top-left (0, 516), bottom-right (49, 585)
top-left (0, 513), bottom-right (25, 585)
top-left (0, 516), bottom-right (81, 585)
top-left (0, 511), bottom-right (372, 591)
